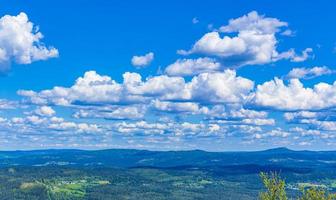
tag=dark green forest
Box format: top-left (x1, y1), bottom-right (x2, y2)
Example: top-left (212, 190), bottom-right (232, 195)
top-left (0, 166), bottom-right (335, 200)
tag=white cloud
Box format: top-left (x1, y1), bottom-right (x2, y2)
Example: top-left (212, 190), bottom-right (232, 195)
top-left (131, 52), bottom-right (154, 67)
top-left (188, 70), bottom-right (254, 103)
top-left (219, 11), bottom-right (287, 34)
top-left (208, 124), bottom-right (220, 132)
top-left (19, 69), bottom-right (254, 106)
top-left (73, 105), bottom-right (146, 120)
top-left (281, 29), bottom-right (295, 37)
top-left (124, 72), bottom-right (189, 101)
top-left (48, 121), bottom-right (101, 133)
top-left (232, 124), bottom-right (262, 134)
top-left (76, 123), bottom-right (101, 133)
top-left (255, 128), bottom-right (290, 139)
top-left (296, 119), bottom-right (336, 131)
top-left (209, 105), bottom-right (275, 127)
top-left (288, 48), bottom-right (313, 62)
top-left (113, 120), bottom-right (169, 135)
top-left (254, 133), bottom-right (262, 139)
top-left (4, 113), bottom-right (101, 134)
top-left (19, 71), bottom-right (125, 105)
top-left (178, 31), bottom-right (246, 57)
top-left (284, 111), bottom-right (336, 134)
top-left (165, 57), bottom-right (221, 76)
top-left (287, 66), bottom-right (333, 79)
top-left (26, 115), bottom-right (45, 125)
top-left (254, 78), bottom-right (336, 110)
top-left (298, 141), bottom-right (311, 146)
top-left (0, 12), bottom-right (58, 72)
top-left (50, 116), bottom-right (64, 123)
top-left (111, 120), bottom-right (222, 136)
top-left (215, 118), bottom-right (274, 127)
top-left (35, 106), bottom-right (55, 116)
top-left (314, 121), bottom-right (336, 131)
top-left (178, 11), bottom-right (311, 67)
top-left (204, 105), bottom-right (268, 120)
top-left (290, 127), bottom-right (321, 137)
top-left (152, 100), bottom-right (204, 114)
top-left (0, 99), bottom-right (17, 109)
top-left (0, 117), bottom-right (7, 123)
top-left (284, 111), bottom-right (317, 121)
top-left (284, 111), bottom-right (336, 127)
top-left (241, 118), bottom-right (275, 126)
top-left (11, 117), bottom-right (24, 124)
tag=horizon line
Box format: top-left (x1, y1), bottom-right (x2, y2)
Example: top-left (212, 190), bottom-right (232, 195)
top-left (0, 147), bottom-right (334, 153)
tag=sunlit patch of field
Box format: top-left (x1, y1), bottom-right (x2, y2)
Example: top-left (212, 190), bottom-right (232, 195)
top-left (19, 178), bottom-right (110, 199)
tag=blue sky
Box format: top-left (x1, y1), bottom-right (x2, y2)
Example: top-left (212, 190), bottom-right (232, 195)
top-left (0, 0), bottom-right (335, 151)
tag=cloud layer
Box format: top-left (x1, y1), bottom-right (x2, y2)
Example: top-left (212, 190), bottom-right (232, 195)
top-left (0, 11), bottom-right (334, 150)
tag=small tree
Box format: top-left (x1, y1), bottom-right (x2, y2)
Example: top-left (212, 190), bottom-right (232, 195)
top-left (259, 172), bottom-right (288, 200)
top-left (299, 187), bottom-right (336, 200)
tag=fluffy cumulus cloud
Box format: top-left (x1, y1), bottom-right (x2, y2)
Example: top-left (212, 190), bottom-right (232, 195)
top-left (131, 52), bottom-right (154, 67)
top-left (165, 57), bottom-right (221, 76)
top-left (0, 12), bottom-right (58, 72)
top-left (178, 11), bottom-right (312, 69)
top-left (218, 11), bottom-right (287, 34)
top-left (287, 66), bottom-right (334, 79)
top-left (254, 78), bottom-right (336, 110)
top-left (18, 69), bottom-right (254, 106)
top-left (18, 71), bottom-right (125, 105)
top-left (35, 106), bottom-right (55, 116)
top-left (188, 70), bottom-right (254, 103)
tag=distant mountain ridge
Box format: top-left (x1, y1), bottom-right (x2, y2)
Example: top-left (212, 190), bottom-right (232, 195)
top-left (0, 147), bottom-right (335, 170)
